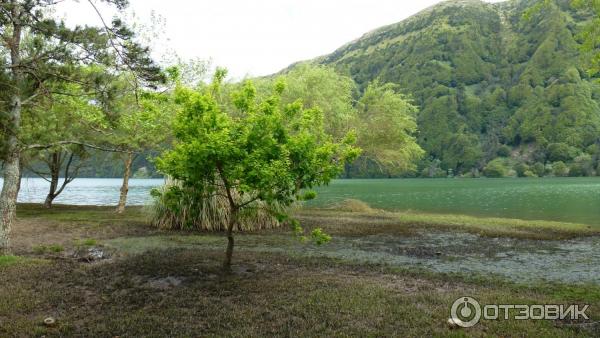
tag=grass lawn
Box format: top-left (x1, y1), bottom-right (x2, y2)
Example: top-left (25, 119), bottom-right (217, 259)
top-left (1, 204), bottom-right (598, 337)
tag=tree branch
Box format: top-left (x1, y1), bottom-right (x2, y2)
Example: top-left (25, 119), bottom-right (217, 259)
top-left (25, 140), bottom-right (138, 154)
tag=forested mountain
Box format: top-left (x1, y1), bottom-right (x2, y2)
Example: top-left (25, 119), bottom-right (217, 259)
top-left (309, 0), bottom-right (600, 177)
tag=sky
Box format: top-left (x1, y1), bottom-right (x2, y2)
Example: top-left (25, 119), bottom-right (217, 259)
top-left (57, 0), bottom-right (505, 79)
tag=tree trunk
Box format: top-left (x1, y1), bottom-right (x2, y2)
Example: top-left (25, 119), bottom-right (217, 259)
top-left (223, 227), bottom-right (235, 270)
top-left (0, 97), bottom-right (22, 253)
top-left (217, 164), bottom-right (237, 271)
top-left (44, 152), bottom-right (60, 208)
top-left (0, 148), bottom-right (20, 254)
top-left (116, 153), bottom-right (134, 214)
top-left (16, 161), bottom-right (23, 194)
top-left (0, 8), bottom-right (23, 254)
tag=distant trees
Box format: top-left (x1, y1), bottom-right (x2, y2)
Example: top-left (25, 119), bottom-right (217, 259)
top-left (319, 0), bottom-right (600, 177)
top-left (572, 0), bottom-right (600, 77)
top-left (355, 82), bottom-right (424, 175)
top-left (156, 70), bottom-right (360, 269)
top-left (257, 65), bottom-right (423, 177)
top-left (275, 64), bottom-right (356, 139)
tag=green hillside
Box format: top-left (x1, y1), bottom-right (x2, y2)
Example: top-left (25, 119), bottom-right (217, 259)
top-left (315, 0), bottom-right (600, 177)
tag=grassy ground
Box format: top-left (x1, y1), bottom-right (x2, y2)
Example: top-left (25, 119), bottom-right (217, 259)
top-left (296, 199), bottom-right (600, 240)
top-left (1, 204), bottom-right (599, 337)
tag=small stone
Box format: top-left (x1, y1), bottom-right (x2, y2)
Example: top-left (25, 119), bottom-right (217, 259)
top-left (43, 317), bottom-right (56, 327)
top-left (435, 251), bottom-right (442, 256)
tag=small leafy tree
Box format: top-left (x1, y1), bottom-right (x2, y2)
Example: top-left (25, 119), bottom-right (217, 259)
top-left (269, 64), bottom-right (357, 139)
top-left (355, 81), bottom-right (424, 175)
top-left (156, 69), bottom-right (360, 269)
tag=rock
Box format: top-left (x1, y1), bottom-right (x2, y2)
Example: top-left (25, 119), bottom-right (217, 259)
top-left (73, 246), bottom-right (113, 262)
top-left (43, 317), bottom-right (56, 327)
top-left (435, 251), bottom-right (442, 256)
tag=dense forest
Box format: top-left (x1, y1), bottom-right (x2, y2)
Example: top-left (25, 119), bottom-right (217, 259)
top-left (308, 0), bottom-right (600, 177)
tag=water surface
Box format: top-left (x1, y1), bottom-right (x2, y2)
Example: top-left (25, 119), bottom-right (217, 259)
top-left (6, 177), bottom-right (600, 226)
top-left (308, 178), bottom-right (600, 226)
top-left (14, 177), bottom-right (164, 206)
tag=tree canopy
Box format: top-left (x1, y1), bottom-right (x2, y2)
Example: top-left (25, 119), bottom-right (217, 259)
top-left (156, 69), bottom-right (360, 268)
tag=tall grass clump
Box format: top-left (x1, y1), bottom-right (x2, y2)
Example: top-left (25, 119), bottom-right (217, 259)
top-left (332, 199), bottom-right (376, 213)
top-left (150, 180), bottom-right (284, 231)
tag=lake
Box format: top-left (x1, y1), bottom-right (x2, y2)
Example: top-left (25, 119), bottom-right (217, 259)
top-left (15, 177), bottom-right (165, 206)
top-left (6, 177), bottom-right (600, 226)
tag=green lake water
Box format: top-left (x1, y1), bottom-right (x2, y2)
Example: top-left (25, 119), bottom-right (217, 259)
top-left (308, 177), bottom-right (600, 226)
top-left (13, 177), bottom-right (600, 227)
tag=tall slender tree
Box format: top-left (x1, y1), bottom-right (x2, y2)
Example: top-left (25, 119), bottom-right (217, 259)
top-left (0, 0), bottom-right (162, 253)
top-left (111, 86), bottom-right (174, 213)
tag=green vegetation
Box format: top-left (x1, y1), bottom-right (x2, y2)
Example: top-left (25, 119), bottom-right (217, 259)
top-left (258, 64), bottom-right (425, 177)
top-left (73, 238), bottom-right (98, 247)
top-left (0, 255), bottom-right (46, 267)
top-left (1, 0), bottom-right (600, 334)
top-left (297, 201), bottom-right (600, 240)
top-left (0, 0), bottom-right (164, 252)
top-left (315, 0), bottom-right (600, 177)
top-left (32, 244), bottom-right (64, 254)
top-left (392, 210), bottom-right (597, 239)
top-left (155, 69), bottom-right (360, 268)
top-left (0, 255), bottom-right (23, 267)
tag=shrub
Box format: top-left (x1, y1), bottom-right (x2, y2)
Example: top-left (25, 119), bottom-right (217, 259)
top-left (531, 162), bottom-right (546, 177)
top-left (514, 162), bottom-right (529, 177)
top-left (32, 244), bottom-right (64, 254)
top-left (333, 199), bottom-right (375, 213)
top-left (546, 143), bottom-right (578, 162)
top-left (497, 145), bottom-right (512, 157)
top-left (569, 163), bottom-right (584, 177)
top-left (573, 154), bottom-right (594, 176)
top-left (483, 158), bottom-right (508, 178)
top-left (552, 161), bottom-right (569, 177)
top-left (151, 182), bottom-right (283, 231)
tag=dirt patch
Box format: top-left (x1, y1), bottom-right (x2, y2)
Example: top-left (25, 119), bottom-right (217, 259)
top-left (11, 205), bottom-right (157, 255)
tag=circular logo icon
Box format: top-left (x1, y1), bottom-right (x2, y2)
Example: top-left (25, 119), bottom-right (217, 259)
top-left (450, 296), bottom-right (481, 327)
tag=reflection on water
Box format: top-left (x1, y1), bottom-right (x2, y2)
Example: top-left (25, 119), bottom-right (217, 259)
top-left (11, 177), bottom-right (164, 206)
